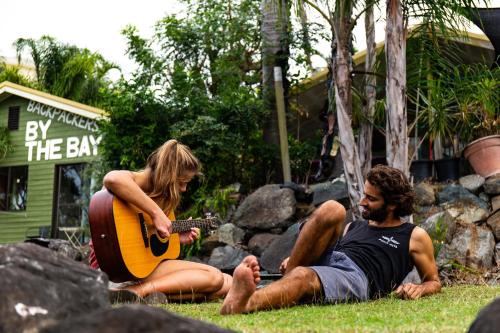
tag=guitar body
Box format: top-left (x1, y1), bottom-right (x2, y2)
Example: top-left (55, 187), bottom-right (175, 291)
top-left (89, 189), bottom-right (180, 282)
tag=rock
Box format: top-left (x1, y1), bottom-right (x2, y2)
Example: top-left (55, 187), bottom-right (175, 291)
top-left (199, 233), bottom-right (224, 257)
top-left (467, 297), bottom-right (500, 333)
top-left (436, 223), bottom-right (495, 270)
top-left (414, 182), bottom-right (436, 206)
top-left (484, 173), bottom-right (500, 195)
top-left (419, 211), bottom-right (456, 243)
top-left (232, 184), bottom-right (296, 230)
top-left (401, 267), bottom-right (421, 285)
top-left (495, 244), bottom-right (500, 266)
top-left (459, 174), bottom-right (485, 193)
top-left (260, 223), bottom-right (300, 273)
top-left (486, 210), bottom-right (500, 240)
top-left (0, 243), bottom-right (109, 333)
top-left (310, 178), bottom-right (349, 208)
top-left (281, 181), bottom-right (312, 203)
top-left (217, 223), bottom-right (245, 246)
top-left (492, 195), bottom-right (500, 213)
top-left (40, 304), bottom-right (234, 333)
top-left (247, 233), bottom-right (281, 256)
top-left (208, 245), bottom-right (250, 272)
top-left (48, 239), bottom-right (82, 261)
top-left (479, 192), bottom-right (491, 204)
top-left (442, 202), bottom-right (489, 224)
top-left (437, 184), bottom-right (489, 211)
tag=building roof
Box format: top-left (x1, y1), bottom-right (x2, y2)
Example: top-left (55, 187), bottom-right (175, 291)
top-left (0, 81), bottom-right (106, 120)
top-left (298, 28), bottom-right (494, 91)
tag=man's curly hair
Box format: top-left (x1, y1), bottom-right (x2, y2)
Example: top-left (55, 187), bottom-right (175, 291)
top-left (366, 165), bottom-right (415, 217)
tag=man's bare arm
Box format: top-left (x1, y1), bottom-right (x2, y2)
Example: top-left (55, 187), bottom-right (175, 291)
top-left (395, 226), bottom-right (441, 300)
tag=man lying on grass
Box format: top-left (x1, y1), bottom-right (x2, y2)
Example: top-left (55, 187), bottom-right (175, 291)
top-left (221, 165), bottom-right (441, 315)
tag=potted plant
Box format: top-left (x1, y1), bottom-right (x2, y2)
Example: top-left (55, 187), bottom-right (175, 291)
top-left (453, 64), bottom-right (500, 177)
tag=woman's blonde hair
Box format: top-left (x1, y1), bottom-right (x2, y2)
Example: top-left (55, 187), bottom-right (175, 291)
top-left (145, 139), bottom-right (201, 213)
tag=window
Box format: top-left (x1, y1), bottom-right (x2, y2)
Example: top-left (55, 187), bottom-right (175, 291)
top-left (8, 106), bottom-right (20, 130)
top-left (0, 166), bottom-right (28, 211)
top-left (53, 163), bottom-right (90, 229)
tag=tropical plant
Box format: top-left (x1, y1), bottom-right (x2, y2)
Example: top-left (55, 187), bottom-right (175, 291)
top-left (14, 36), bottom-right (117, 106)
top-left (0, 127), bottom-right (13, 160)
top-left (452, 64), bottom-right (500, 143)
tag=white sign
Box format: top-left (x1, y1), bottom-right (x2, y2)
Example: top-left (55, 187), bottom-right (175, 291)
top-left (26, 100), bottom-right (100, 132)
top-left (24, 120), bottom-right (102, 162)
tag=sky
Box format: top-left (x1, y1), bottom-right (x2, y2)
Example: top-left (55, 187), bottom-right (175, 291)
top-left (1, 0), bottom-right (184, 75)
top-left (1, 0), bottom-right (498, 77)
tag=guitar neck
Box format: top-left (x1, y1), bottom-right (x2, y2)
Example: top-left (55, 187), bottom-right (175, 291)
top-left (171, 219), bottom-right (215, 233)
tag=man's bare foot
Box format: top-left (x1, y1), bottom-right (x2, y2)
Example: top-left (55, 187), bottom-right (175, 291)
top-left (220, 256), bottom-right (260, 315)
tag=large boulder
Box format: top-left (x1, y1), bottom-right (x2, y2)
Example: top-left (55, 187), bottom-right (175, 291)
top-left (310, 178), bottom-right (349, 208)
top-left (414, 182), bottom-right (436, 206)
top-left (232, 184), bottom-right (296, 230)
top-left (468, 297), bottom-right (500, 333)
top-left (437, 223), bottom-right (496, 269)
top-left (217, 223), bottom-right (245, 246)
top-left (486, 210), bottom-right (500, 240)
top-left (247, 233), bottom-right (281, 256)
top-left (208, 245), bottom-right (250, 272)
top-left (0, 243), bottom-right (109, 333)
top-left (40, 304), bottom-right (234, 333)
top-left (437, 184), bottom-right (489, 211)
top-left (260, 223), bottom-right (300, 273)
top-left (442, 202), bottom-right (489, 224)
top-left (459, 174), bottom-right (485, 194)
top-left (491, 195), bottom-right (500, 213)
top-left (419, 211), bottom-right (456, 243)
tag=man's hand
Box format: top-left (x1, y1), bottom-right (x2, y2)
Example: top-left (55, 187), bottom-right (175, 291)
top-left (279, 257), bottom-right (289, 274)
top-left (179, 227), bottom-right (200, 245)
top-left (395, 283), bottom-right (425, 300)
top-left (152, 210), bottom-right (172, 239)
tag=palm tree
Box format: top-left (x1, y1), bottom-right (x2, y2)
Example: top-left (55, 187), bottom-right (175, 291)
top-left (14, 36), bottom-right (117, 106)
top-left (358, 0), bottom-right (377, 176)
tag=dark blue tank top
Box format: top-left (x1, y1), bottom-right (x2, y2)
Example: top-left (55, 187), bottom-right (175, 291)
top-left (335, 220), bottom-right (416, 298)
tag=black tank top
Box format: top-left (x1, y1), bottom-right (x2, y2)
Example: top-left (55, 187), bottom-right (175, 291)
top-left (335, 220), bottom-right (416, 298)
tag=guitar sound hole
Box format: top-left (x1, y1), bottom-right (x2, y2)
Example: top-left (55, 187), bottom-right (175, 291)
top-left (149, 234), bottom-right (169, 257)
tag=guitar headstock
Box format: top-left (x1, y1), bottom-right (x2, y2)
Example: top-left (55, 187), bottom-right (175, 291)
top-left (203, 212), bottom-right (221, 233)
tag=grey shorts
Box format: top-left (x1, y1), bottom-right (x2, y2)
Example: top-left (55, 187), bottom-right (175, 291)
top-left (309, 250), bottom-right (369, 303)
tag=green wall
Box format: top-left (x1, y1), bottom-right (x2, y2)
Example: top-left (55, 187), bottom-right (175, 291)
top-left (0, 95), bottom-right (101, 243)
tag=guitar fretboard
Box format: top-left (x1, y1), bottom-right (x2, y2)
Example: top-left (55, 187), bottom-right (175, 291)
top-left (171, 218), bottom-right (217, 233)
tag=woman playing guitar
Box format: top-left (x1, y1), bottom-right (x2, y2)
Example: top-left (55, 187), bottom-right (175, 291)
top-left (89, 139), bottom-right (232, 302)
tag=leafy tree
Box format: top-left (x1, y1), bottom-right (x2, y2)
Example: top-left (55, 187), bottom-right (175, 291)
top-left (99, 0), bottom-right (277, 198)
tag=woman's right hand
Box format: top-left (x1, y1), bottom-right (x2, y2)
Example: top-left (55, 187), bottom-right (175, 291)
top-left (152, 210), bottom-right (172, 239)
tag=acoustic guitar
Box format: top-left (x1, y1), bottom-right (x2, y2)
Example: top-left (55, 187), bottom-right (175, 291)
top-left (89, 189), bottom-right (219, 282)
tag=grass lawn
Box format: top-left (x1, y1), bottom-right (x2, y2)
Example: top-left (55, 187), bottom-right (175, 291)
top-left (159, 285), bottom-right (500, 333)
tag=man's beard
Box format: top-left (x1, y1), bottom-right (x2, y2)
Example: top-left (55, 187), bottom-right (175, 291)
top-left (362, 203), bottom-right (389, 222)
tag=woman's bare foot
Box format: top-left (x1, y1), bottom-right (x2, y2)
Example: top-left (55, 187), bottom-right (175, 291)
top-left (220, 256), bottom-right (260, 315)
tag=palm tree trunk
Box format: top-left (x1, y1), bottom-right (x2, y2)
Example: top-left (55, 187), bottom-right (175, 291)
top-left (333, 0), bottom-right (364, 216)
top-left (358, 2), bottom-right (377, 176)
top-left (261, 0), bottom-right (289, 147)
top-left (385, 0), bottom-right (408, 175)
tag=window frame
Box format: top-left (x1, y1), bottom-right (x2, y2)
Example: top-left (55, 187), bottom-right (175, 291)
top-left (0, 165), bottom-right (29, 211)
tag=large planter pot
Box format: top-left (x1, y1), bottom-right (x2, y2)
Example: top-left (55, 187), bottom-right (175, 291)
top-left (434, 157), bottom-right (460, 182)
top-left (463, 135), bottom-right (500, 178)
top-left (410, 159), bottom-right (434, 182)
